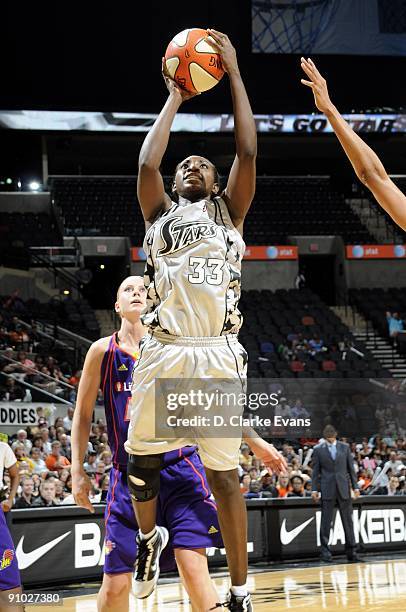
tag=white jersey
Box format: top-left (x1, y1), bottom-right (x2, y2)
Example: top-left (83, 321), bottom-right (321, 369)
top-left (141, 196), bottom-right (245, 337)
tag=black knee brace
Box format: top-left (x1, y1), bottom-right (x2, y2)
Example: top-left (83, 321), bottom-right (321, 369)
top-left (127, 454), bottom-right (163, 502)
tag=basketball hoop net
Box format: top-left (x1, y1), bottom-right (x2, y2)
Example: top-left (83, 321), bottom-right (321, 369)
top-left (252, 0), bottom-right (341, 54)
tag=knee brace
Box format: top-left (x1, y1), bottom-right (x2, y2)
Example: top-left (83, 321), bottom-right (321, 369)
top-left (127, 454), bottom-right (163, 502)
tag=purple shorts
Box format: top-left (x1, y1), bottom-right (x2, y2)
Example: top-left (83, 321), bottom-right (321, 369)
top-left (0, 507), bottom-right (20, 591)
top-left (103, 450), bottom-right (223, 575)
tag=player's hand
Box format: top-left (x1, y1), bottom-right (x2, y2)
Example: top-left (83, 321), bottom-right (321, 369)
top-left (72, 469), bottom-right (94, 513)
top-left (206, 29), bottom-right (239, 75)
top-left (161, 58), bottom-right (199, 102)
top-left (248, 438), bottom-right (288, 475)
top-left (300, 57), bottom-right (335, 115)
top-left (1, 500), bottom-right (11, 512)
top-left (311, 491), bottom-right (320, 503)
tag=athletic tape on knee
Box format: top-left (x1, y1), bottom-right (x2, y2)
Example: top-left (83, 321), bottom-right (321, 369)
top-left (127, 454), bottom-right (163, 502)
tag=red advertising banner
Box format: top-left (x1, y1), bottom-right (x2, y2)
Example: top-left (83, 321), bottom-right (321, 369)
top-left (131, 246), bottom-right (298, 262)
top-left (346, 245), bottom-right (406, 259)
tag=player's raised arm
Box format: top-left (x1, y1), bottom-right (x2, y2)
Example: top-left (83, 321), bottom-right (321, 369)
top-left (208, 29), bottom-right (257, 228)
top-left (137, 63), bottom-right (198, 224)
top-left (71, 339), bottom-right (106, 513)
top-left (301, 57), bottom-right (406, 231)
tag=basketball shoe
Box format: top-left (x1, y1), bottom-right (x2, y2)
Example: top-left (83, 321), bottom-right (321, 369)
top-left (132, 526), bottom-right (169, 599)
top-left (225, 591), bottom-right (253, 611)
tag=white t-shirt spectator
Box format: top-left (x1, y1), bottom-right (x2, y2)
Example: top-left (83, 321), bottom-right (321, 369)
top-left (63, 415), bottom-right (73, 432)
top-left (385, 458), bottom-right (403, 473)
top-left (0, 442), bottom-right (17, 488)
top-left (32, 457), bottom-right (47, 475)
top-left (12, 438), bottom-right (32, 454)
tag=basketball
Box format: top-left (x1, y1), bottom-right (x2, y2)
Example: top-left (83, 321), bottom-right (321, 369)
top-left (164, 28), bottom-right (225, 94)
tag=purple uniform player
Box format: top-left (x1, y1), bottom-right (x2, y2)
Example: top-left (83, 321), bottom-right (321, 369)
top-left (0, 441), bottom-right (23, 611)
top-left (100, 332), bottom-right (223, 576)
top-left (72, 277), bottom-right (224, 611)
top-left (0, 508), bottom-right (21, 591)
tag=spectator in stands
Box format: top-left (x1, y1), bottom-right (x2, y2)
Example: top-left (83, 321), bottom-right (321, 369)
top-left (40, 428), bottom-right (52, 454)
top-left (375, 475), bottom-right (401, 496)
top-left (0, 377), bottom-right (26, 401)
top-left (239, 443), bottom-right (253, 467)
top-left (290, 398), bottom-right (310, 420)
top-left (30, 447), bottom-right (47, 475)
top-left (276, 473), bottom-right (290, 497)
top-left (260, 473), bottom-right (278, 498)
top-left (32, 480), bottom-right (59, 507)
top-left (13, 444), bottom-right (35, 475)
top-left (3, 350), bottom-right (35, 375)
top-left (98, 473), bottom-right (110, 502)
top-left (240, 474), bottom-right (251, 495)
top-left (83, 450), bottom-right (98, 474)
top-left (386, 311), bottom-right (404, 340)
top-left (287, 475), bottom-right (311, 497)
top-left (14, 477), bottom-right (35, 508)
top-left (45, 441), bottom-right (71, 473)
top-left (31, 435), bottom-right (44, 452)
top-left (63, 406), bottom-right (74, 432)
top-left (11, 429), bottom-right (32, 454)
top-left (308, 336), bottom-right (325, 355)
top-left (99, 450), bottom-right (112, 472)
top-left (53, 479), bottom-right (66, 503)
top-left (384, 450), bottom-right (403, 474)
top-left (94, 460), bottom-right (106, 486)
top-left (357, 468), bottom-right (373, 491)
top-left (57, 433), bottom-right (71, 460)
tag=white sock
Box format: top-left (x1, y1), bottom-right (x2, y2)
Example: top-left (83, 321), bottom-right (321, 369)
top-left (231, 584), bottom-right (248, 597)
top-left (139, 527), bottom-right (156, 541)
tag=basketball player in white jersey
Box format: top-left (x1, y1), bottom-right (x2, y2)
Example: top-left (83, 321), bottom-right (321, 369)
top-left (301, 57), bottom-right (406, 231)
top-left (125, 29), bottom-right (258, 611)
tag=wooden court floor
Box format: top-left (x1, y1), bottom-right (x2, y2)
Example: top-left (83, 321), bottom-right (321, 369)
top-left (30, 558), bottom-right (406, 611)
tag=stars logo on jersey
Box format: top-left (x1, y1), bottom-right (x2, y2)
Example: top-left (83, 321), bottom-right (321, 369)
top-left (118, 363), bottom-right (128, 371)
top-left (208, 525), bottom-right (219, 535)
top-left (157, 216), bottom-right (217, 256)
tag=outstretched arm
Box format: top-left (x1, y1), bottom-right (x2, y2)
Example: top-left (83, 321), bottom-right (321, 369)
top-left (208, 30), bottom-right (257, 228)
top-left (137, 65), bottom-right (196, 224)
top-left (301, 57), bottom-right (406, 231)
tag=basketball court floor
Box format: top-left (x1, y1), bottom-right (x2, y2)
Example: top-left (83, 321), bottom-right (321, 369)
top-left (28, 556), bottom-right (406, 611)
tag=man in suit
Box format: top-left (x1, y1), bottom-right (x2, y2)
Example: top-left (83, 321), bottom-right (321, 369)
top-left (312, 425), bottom-right (361, 562)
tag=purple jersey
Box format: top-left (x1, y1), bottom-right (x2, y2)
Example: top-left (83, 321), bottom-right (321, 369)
top-left (101, 333), bottom-right (196, 469)
top-left (101, 333), bottom-right (223, 575)
top-left (0, 507), bottom-right (20, 591)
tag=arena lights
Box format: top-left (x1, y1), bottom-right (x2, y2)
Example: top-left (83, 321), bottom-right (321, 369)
top-left (28, 180), bottom-right (41, 191)
top-left (100, 264), bottom-right (105, 270)
top-left (63, 290), bottom-right (70, 295)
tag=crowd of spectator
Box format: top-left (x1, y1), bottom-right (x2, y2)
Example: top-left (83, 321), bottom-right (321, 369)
top-left (266, 332), bottom-right (361, 375)
top-left (1, 405), bottom-right (111, 509)
top-left (0, 293), bottom-right (85, 403)
top-left (239, 435), bottom-right (406, 499)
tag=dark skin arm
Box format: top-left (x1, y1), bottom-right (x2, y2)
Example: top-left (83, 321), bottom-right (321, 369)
top-left (208, 29), bottom-right (257, 228)
top-left (137, 64), bottom-right (196, 225)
